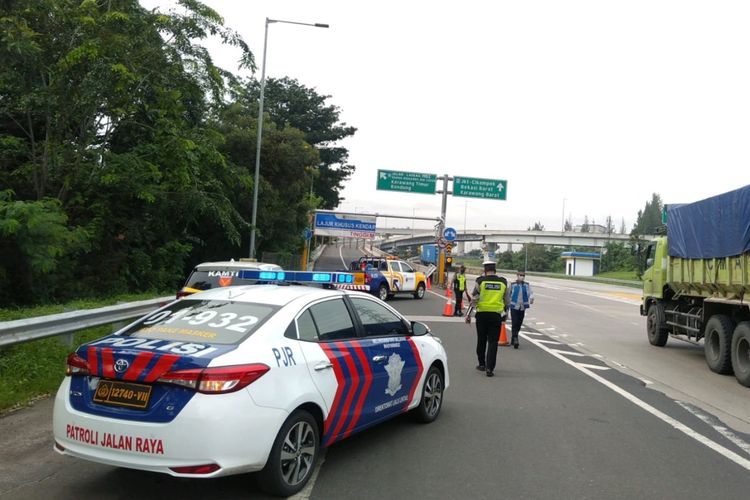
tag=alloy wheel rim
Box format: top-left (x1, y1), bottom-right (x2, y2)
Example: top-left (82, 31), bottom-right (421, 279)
top-left (280, 421), bottom-right (316, 486)
top-left (424, 372), bottom-right (442, 416)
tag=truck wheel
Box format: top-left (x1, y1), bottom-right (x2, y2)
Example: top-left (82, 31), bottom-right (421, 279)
top-left (413, 283), bottom-right (426, 299)
top-left (378, 284), bottom-right (389, 301)
top-left (704, 314), bottom-right (735, 375)
top-left (731, 322), bottom-right (750, 387)
top-left (646, 303), bottom-right (668, 346)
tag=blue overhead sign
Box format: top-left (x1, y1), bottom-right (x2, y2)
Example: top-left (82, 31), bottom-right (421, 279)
top-left (443, 227), bottom-right (457, 242)
top-left (314, 212), bottom-right (377, 239)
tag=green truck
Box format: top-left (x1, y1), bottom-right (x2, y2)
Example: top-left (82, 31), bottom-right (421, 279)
top-left (640, 185), bottom-right (750, 387)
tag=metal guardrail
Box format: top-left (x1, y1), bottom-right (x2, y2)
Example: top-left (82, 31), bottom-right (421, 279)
top-left (0, 296), bottom-right (173, 348)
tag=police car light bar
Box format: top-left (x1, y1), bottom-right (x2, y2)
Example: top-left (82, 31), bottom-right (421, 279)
top-left (238, 270), bottom-right (355, 284)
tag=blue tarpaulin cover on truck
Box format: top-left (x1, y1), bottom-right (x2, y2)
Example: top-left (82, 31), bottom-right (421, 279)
top-left (667, 184), bottom-right (750, 258)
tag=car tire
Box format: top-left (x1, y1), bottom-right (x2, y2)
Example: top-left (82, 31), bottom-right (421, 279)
top-left (413, 283), bottom-right (426, 299)
top-left (413, 365), bottom-right (444, 423)
top-left (646, 303), bottom-right (668, 347)
top-left (731, 321), bottom-right (750, 387)
top-left (704, 314), bottom-right (735, 375)
top-left (257, 409), bottom-right (319, 497)
top-left (378, 284), bottom-right (389, 301)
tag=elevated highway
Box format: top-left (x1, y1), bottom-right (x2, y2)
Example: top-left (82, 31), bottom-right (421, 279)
top-left (380, 229), bottom-right (641, 251)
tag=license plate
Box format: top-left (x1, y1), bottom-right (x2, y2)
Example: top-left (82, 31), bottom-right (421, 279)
top-left (93, 380), bottom-right (152, 410)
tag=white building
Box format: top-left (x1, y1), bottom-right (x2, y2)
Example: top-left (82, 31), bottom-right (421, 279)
top-left (560, 251), bottom-right (601, 277)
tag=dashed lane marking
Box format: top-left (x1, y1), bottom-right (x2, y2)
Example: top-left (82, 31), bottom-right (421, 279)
top-left (550, 350), bottom-right (586, 357)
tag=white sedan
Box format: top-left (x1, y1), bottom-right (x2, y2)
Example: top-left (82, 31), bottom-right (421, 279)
top-left (52, 271), bottom-right (449, 497)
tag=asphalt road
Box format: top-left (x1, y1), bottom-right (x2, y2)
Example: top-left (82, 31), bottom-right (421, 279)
top-left (2, 245), bottom-right (749, 499)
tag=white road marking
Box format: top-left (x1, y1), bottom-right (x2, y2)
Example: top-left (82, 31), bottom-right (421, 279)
top-left (533, 339), bottom-right (562, 345)
top-left (523, 331), bottom-right (543, 336)
top-left (407, 315), bottom-right (468, 323)
top-left (576, 363), bottom-right (610, 371)
top-left (535, 322), bottom-right (547, 325)
top-left (338, 245), bottom-right (348, 270)
top-left (674, 401), bottom-right (750, 457)
top-left (550, 350), bottom-right (586, 357)
top-left (522, 333), bottom-right (750, 473)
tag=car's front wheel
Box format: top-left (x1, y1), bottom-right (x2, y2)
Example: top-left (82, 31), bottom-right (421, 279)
top-left (258, 409), bottom-right (319, 497)
top-left (414, 365), bottom-right (444, 423)
top-left (413, 283), bottom-right (426, 299)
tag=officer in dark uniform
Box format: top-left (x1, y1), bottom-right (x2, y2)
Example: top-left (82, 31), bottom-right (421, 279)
top-left (465, 260), bottom-right (510, 377)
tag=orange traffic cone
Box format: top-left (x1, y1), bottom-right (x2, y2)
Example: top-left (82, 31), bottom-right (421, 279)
top-left (427, 276), bottom-right (432, 290)
top-left (498, 322), bottom-right (510, 346)
top-left (442, 293), bottom-right (454, 317)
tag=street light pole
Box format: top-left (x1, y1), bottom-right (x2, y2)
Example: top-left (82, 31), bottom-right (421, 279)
top-left (249, 18), bottom-right (329, 259)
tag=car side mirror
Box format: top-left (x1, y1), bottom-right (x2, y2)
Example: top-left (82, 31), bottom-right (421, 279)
top-left (646, 257), bottom-right (654, 268)
top-left (411, 321), bottom-right (430, 336)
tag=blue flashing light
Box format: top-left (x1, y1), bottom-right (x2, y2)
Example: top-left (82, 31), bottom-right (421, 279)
top-left (239, 269), bottom-right (354, 285)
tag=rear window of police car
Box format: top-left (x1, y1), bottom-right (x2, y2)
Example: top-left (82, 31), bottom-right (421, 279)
top-left (120, 299), bottom-right (279, 344)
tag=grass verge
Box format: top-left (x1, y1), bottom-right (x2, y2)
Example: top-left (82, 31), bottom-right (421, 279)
top-left (0, 325), bottom-right (113, 413)
top-left (0, 291), bottom-right (169, 413)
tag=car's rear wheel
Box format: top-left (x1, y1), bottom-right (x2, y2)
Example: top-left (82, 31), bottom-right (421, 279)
top-left (378, 284), bottom-right (389, 301)
top-left (413, 283), bottom-right (426, 299)
top-left (258, 409), bottom-right (319, 497)
top-left (414, 365), bottom-right (444, 423)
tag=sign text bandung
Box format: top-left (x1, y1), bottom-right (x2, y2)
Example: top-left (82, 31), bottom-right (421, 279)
top-left (314, 212), bottom-right (377, 239)
top-left (377, 169), bottom-right (437, 194)
top-left (453, 176), bottom-right (507, 200)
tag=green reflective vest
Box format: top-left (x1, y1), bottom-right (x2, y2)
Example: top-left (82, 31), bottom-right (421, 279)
top-left (455, 274), bottom-right (466, 292)
top-left (476, 277), bottom-right (506, 313)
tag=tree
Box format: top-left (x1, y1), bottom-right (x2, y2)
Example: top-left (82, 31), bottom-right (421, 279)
top-left (0, 0), bottom-right (255, 303)
top-left (235, 77), bottom-right (356, 210)
top-left (632, 193), bottom-right (664, 236)
top-left (564, 218), bottom-right (573, 231)
top-left (581, 216), bottom-right (590, 233)
top-left (605, 215), bottom-right (614, 235)
top-left (528, 221), bottom-right (545, 231)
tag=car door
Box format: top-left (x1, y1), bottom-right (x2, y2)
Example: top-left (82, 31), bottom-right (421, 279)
top-left (398, 261), bottom-right (417, 291)
top-left (347, 296), bottom-right (423, 429)
top-left (290, 298), bottom-right (370, 446)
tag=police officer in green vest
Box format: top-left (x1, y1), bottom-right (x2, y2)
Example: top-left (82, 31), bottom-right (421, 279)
top-left (451, 265), bottom-right (469, 316)
top-left (465, 260), bottom-right (510, 377)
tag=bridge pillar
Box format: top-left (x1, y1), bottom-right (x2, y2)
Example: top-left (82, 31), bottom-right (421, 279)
top-left (456, 242), bottom-right (465, 255)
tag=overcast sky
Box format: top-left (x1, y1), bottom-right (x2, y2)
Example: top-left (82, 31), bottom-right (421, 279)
top-left (149, 1), bottom-right (749, 233)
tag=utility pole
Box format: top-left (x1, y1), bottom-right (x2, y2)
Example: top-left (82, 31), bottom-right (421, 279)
top-left (436, 174), bottom-right (451, 286)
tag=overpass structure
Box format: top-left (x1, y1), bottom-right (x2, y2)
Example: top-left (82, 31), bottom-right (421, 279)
top-left (379, 229), bottom-right (641, 252)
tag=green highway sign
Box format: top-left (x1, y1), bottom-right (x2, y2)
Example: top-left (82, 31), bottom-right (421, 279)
top-left (377, 169), bottom-right (437, 194)
top-left (453, 176), bottom-right (507, 200)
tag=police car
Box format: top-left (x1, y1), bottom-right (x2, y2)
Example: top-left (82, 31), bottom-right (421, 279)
top-left (52, 271), bottom-right (449, 497)
top-left (177, 260), bottom-right (284, 298)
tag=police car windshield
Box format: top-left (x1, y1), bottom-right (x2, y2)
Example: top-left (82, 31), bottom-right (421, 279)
top-left (120, 300), bottom-right (278, 345)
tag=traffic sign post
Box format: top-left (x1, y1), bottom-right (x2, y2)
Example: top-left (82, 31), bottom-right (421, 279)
top-left (443, 227), bottom-right (457, 241)
top-left (377, 170), bottom-right (437, 194)
top-left (453, 176), bottom-right (507, 200)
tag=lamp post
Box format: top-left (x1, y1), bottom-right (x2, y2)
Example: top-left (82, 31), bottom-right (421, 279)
top-left (249, 18), bottom-right (329, 259)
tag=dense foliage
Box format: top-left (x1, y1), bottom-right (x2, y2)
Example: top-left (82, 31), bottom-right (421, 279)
top-left (0, 0), bottom-right (355, 306)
